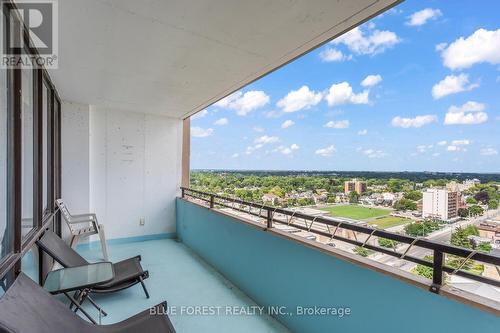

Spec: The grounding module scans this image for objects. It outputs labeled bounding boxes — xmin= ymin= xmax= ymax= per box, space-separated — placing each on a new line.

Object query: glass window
xmin=21 ymin=68 xmax=34 ymax=238
xmin=21 ymin=246 xmax=39 ymax=283
xmin=42 ymin=82 xmax=49 ymax=214
xmin=0 ymin=57 xmax=8 ymax=259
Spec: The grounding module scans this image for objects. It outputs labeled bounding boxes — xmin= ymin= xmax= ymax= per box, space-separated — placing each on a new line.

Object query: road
xmin=372 ymin=209 xmax=500 ymax=270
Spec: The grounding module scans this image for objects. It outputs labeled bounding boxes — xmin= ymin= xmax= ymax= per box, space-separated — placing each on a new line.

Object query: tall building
xmin=344 ymin=179 xmax=367 ymax=194
xmin=422 ymin=188 xmax=461 ymax=220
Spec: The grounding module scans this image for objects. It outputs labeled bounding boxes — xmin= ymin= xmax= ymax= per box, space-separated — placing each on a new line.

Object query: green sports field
xmin=320 ymin=205 xmax=390 ymax=220
xmin=368 ymin=216 xmax=412 ymax=229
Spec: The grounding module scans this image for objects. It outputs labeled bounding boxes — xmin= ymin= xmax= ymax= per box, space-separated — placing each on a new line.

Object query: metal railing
xmin=181 ymin=187 xmax=500 ymax=293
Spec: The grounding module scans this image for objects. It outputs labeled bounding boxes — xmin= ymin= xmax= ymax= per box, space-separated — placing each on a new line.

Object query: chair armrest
xmin=71 ymin=213 xmax=97 ymax=219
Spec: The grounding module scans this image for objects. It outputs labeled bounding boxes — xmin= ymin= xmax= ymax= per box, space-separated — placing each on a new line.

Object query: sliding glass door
xmin=0 ymin=1 xmax=62 ymax=289
xmin=0 ymin=53 xmax=9 ymax=263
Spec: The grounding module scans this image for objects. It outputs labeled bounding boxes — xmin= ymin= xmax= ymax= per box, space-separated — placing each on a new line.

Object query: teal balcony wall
xmin=176 ymin=198 xmax=499 ymax=333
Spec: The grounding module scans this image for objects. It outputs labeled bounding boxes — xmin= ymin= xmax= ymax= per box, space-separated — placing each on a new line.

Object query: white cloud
xmin=254 ymin=135 xmax=279 ymax=144
xmin=447 ymin=140 xmax=470 ymax=152
xmin=263 ymin=110 xmax=282 ymax=118
xmin=480 ymin=148 xmax=498 ymax=156
xmin=245 ymin=144 xmax=264 ymax=155
xmin=406 ymin=8 xmax=442 ymax=26
xmin=332 ymin=26 xmax=400 ymax=56
xmin=362 ymin=149 xmax=387 ymax=159
xmin=416 ymin=144 xmax=433 ymax=153
xmin=324 ymin=120 xmax=350 ymax=129
xmin=277 ymin=86 xmax=322 ymax=113
xmin=451 ymin=139 xmax=471 ymax=146
xmin=253 ymin=126 xmax=264 ymax=132
xmin=435 ymin=43 xmax=447 ymax=51
xmin=191 ymin=126 xmax=214 ymax=138
xmin=437 ymin=140 xmax=447 ymax=146
xmin=214 ymin=117 xmax=228 ymax=126
xmin=325 ymin=82 xmax=369 ymax=106
xmin=431 ymin=73 xmax=479 ymax=99
xmin=319 ymin=48 xmax=351 ymax=62
xmin=214 ymin=90 xmax=270 ymax=116
xmin=281 ymin=120 xmax=295 ymax=129
xmin=315 ymin=145 xmax=336 ymax=157
xmin=433 ymin=153 xmax=441 ymax=157
xmin=361 ymin=74 xmax=382 ymax=87
xmin=444 ymin=101 xmax=488 ymax=125
xmin=231 ymin=153 xmax=239 ymax=158
xmin=391 ymin=115 xmax=438 ymax=128
xmin=440 ymin=28 xmax=500 ymax=70
xmin=191 ymin=109 xmax=208 ymax=119
xmin=277 ymin=144 xmax=300 ymax=155
xmin=358 ymin=129 xmax=368 ymax=135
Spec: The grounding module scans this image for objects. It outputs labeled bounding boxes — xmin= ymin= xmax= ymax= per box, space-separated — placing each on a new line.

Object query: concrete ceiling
xmin=49 ymin=0 xmax=401 ymax=119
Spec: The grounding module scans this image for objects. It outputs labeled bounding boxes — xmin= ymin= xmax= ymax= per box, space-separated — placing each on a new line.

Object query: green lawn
xmin=368 ymin=216 xmax=412 ymax=229
xmin=320 ymin=205 xmax=390 ymax=220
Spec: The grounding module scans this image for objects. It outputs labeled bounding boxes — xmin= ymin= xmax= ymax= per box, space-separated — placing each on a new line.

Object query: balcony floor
xmin=75 ymin=238 xmax=290 ymax=333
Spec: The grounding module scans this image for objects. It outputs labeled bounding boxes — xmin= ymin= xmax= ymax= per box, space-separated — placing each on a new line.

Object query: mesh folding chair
xmin=0 ymin=273 xmax=175 ymax=333
xmin=37 ymin=230 xmax=150 ymax=299
xmin=56 ymin=199 xmax=109 ymax=261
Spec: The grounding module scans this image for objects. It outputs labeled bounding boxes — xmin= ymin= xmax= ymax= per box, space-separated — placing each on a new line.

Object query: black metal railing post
xmin=181 ymin=188 xmax=185 ymax=198
xmin=266 ymin=208 xmax=273 ymax=229
xmin=430 ymin=250 xmax=444 ymax=293
xmin=210 ymin=194 xmax=215 ymax=208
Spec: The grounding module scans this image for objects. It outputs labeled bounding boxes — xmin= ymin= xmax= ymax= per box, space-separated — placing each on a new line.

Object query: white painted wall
xmin=61 ymin=102 xmax=182 ymax=242
xmin=61 ymin=101 xmax=91 ymax=240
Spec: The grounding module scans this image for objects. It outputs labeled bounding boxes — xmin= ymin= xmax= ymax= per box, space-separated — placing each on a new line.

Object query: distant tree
xmin=457 ymin=208 xmax=469 ymax=218
xmin=393 ymin=198 xmax=417 ymax=211
xmin=378 ymin=238 xmax=399 ymax=248
xmin=488 ymin=200 xmax=498 ymax=210
xmin=413 ymin=264 xmax=433 ymax=279
xmin=403 ymin=191 xmax=422 ymax=201
xmin=451 ymin=227 xmax=474 ymax=249
xmin=466 ymin=197 xmax=477 ymax=205
xmin=353 ymin=246 xmax=372 ymax=257
xmin=469 ymin=205 xmax=484 ymax=217
xmin=404 ymin=220 xmax=442 ymax=237
xmin=474 ymin=191 xmax=490 ymax=205
xmin=477 ymin=242 xmax=492 ymax=253
xmin=348 ymin=191 xmax=359 ymax=204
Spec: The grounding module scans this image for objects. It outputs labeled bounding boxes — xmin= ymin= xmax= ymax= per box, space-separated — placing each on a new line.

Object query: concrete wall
xmin=176 ymin=199 xmax=500 ymax=333
xmin=61 ymin=101 xmax=182 ymax=241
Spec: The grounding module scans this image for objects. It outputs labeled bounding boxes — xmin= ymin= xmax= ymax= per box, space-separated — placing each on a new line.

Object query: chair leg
xmin=86 ymin=295 xmax=108 ymax=317
xmin=69 ymin=290 xmax=81 ymax=310
xmin=69 ymin=234 xmax=79 ymax=249
xmin=97 ymin=224 xmax=109 ymax=261
xmin=139 ymin=276 xmax=150 ymax=299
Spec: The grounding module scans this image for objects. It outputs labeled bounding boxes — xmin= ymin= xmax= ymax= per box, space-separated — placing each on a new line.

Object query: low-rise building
xmin=477 ymin=220 xmax=500 ymax=248
xmin=446 ymin=179 xmax=481 ymax=192
xmin=262 ymin=193 xmax=280 ymax=205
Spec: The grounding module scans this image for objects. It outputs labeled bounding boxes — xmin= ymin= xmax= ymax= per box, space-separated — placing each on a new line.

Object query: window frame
xmin=0 ymin=0 xmax=62 ymax=287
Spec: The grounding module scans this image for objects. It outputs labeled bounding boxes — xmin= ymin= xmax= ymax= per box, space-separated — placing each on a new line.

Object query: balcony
xmin=1 ymin=0 xmax=499 ymax=332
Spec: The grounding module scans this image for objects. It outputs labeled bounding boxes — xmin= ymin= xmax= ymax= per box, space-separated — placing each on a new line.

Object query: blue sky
xmin=191 ymin=0 xmax=500 ymax=173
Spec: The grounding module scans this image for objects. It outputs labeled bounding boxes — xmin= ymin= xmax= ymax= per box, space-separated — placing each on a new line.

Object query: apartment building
xmin=422 ymin=188 xmax=461 ymax=220
xmin=344 ymin=179 xmax=367 ymax=195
